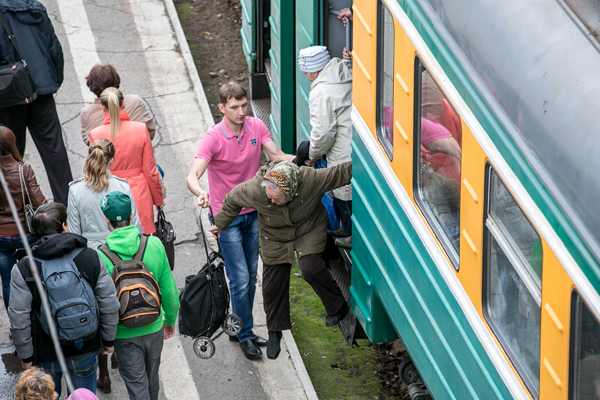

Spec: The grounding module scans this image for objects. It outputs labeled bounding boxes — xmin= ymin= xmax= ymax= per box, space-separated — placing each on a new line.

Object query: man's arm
xmin=8 ymin=265 xmax=34 ymax=364
xmin=263 ymin=141 xmax=295 ymax=162
xmin=94 ymin=256 xmax=120 ymax=349
xmin=186 ymin=158 xmax=210 ymax=207
xmin=308 ymin=94 xmax=337 ymax=161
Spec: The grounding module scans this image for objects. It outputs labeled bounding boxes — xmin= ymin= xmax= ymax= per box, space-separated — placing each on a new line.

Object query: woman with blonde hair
xmin=67 ymin=138 xmax=142 ymax=249
xmin=0 ymin=126 xmax=46 ymax=311
xmin=15 ymin=367 xmax=57 ymax=400
xmin=89 ymin=88 xmax=163 ymax=234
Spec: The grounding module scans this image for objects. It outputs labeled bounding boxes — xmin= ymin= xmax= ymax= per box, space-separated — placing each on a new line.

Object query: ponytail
xmin=99 ymin=87 xmax=124 ymax=139
xmin=84 ymin=138 xmax=115 ymax=192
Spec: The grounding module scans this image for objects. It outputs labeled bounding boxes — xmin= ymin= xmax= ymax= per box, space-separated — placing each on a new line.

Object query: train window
xmin=484 ymin=167 xmax=542 ymax=398
xmin=414 ymin=62 xmax=462 ymax=268
xmin=376 ymin=0 xmax=394 ymax=160
xmin=569 ymin=291 xmax=600 ymax=400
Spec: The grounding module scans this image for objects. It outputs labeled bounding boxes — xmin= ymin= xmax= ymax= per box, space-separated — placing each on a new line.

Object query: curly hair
xmin=15 ymin=367 xmax=57 ymax=400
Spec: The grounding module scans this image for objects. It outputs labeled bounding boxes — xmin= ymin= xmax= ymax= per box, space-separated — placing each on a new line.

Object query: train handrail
xmin=329 ymin=10 xmax=350 ymax=53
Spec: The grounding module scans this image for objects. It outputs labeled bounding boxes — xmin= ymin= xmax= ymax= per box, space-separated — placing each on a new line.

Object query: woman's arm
xmin=25 ymin=164 xmax=47 ymax=209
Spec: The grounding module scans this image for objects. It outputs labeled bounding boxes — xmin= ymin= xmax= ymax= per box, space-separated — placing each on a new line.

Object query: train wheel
xmin=193 ymin=336 xmax=215 ymax=359
xmin=223 ymin=314 xmax=243 ymax=337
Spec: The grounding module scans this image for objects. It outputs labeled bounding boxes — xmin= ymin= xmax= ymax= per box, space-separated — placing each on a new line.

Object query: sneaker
xmin=335 ymin=236 xmax=352 ymax=249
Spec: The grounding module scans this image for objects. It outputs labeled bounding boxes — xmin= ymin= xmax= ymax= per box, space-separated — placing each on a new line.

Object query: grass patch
xmin=289 ymin=266 xmax=392 ymax=399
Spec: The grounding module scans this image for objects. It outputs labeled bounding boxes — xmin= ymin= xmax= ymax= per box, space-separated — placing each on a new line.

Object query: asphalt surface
xmin=0 ymin=0 xmax=316 ymax=398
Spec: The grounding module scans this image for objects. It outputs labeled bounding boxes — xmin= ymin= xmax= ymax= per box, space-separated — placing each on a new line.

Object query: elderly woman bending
xmin=210 ymin=160 xmax=351 ymax=359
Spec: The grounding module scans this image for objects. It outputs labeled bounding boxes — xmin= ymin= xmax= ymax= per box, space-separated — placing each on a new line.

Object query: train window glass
xmin=376 ymin=0 xmax=394 ymax=159
xmin=484 ymin=168 xmax=542 ymax=398
xmin=569 ymin=291 xmax=600 ymax=400
xmin=414 ymin=64 xmax=462 ymax=267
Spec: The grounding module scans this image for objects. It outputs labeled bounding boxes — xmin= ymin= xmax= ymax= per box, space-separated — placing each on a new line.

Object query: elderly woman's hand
xmin=208 ymin=225 xmax=221 ymax=239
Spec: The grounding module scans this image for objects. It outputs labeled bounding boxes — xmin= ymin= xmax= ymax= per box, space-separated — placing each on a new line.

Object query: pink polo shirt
xmin=196 ymin=116 xmax=272 ymax=215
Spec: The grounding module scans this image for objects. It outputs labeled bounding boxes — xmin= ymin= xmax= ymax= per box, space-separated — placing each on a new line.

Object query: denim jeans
xmin=38 ymin=355 xmax=98 ymax=398
xmin=0 ymin=233 xmax=36 ymax=310
xmin=215 ymin=211 xmax=259 ymax=342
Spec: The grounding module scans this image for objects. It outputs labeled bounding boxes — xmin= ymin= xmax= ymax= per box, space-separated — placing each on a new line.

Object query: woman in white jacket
xmin=67 ymin=138 xmax=143 ymax=249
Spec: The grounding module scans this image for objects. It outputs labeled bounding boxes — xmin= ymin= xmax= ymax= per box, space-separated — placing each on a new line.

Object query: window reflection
xmin=416 ymin=67 xmax=462 ymax=258
xmin=377 ymin=1 xmax=394 ymax=158
xmin=485 ymin=168 xmax=542 ymax=398
xmin=571 ymin=293 xmax=600 ymax=400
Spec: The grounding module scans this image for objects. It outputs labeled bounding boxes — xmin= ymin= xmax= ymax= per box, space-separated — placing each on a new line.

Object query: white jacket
xmin=308 ymin=58 xmax=353 ymax=201
xmin=67 ymin=175 xmax=143 ymax=249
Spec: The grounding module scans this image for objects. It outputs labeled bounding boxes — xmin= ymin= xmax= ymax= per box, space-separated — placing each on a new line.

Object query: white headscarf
xmin=298 ymin=46 xmax=330 ymax=73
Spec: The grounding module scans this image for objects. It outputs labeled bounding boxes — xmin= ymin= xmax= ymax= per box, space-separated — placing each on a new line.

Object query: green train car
xmin=241 ymin=0 xmax=600 ymax=398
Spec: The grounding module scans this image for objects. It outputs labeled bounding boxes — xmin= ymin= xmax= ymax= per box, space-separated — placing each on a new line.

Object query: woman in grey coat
xmin=67 ymin=138 xmax=142 ymax=393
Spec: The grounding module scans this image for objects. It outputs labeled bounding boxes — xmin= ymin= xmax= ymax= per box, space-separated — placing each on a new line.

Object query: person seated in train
xmin=80 ymin=64 xmax=155 ymax=146
xmin=421 ymin=117 xmax=461 ymax=190
xmin=208 ymin=160 xmax=352 ymax=361
xmin=297 ymin=45 xmax=354 ymax=249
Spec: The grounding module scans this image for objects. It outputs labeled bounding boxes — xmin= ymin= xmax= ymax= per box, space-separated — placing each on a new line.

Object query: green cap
xmin=100 ymin=191 xmax=131 ymax=222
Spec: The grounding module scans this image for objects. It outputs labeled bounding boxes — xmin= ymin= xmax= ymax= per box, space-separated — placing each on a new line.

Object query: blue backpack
xmin=30 ymin=248 xmax=99 ymax=349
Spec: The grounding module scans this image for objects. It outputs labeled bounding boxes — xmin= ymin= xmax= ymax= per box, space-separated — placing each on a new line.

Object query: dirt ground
xmin=174 ymin=0 xmax=252 ymax=123
xmin=174 ymin=1 xmax=411 ymax=398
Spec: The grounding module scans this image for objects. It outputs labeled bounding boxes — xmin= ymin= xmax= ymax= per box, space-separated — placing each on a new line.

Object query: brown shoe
xmin=97 ymin=375 xmax=111 ymax=394
xmin=111 ymin=352 xmax=118 ymax=369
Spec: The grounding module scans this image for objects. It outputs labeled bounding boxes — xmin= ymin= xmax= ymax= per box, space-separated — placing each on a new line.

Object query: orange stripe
xmin=121 ymin=311 xmax=159 ymax=320
xmin=118 ymin=284 xmax=160 ymax=305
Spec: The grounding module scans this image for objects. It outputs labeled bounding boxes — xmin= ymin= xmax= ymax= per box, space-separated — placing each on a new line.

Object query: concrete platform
xmin=0 ymin=0 xmax=317 ymax=398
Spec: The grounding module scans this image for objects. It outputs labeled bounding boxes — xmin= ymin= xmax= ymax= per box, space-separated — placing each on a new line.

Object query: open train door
xmin=295 ymin=0 xmax=319 ymax=146
xmin=268 ymin=0 xmax=295 ymax=153
xmin=240 ymin=0 xmax=256 ymax=72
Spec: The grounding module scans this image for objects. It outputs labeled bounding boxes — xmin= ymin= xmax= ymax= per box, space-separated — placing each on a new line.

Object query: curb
xmin=162 ymin=1 xmax=318 ymax=399
xmin=163 ymin=0 xmax=215 ymax=128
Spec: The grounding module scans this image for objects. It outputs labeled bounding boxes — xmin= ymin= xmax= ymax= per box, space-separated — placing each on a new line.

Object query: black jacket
xmin=9 ymin=233 xmax=120 ymax=364
xmin=0 ymin=0 xmax=64 ymax=95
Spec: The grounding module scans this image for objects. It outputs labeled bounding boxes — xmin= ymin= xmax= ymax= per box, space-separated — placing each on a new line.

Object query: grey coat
xmin=67 ymin=175 xmax=143 ymax=249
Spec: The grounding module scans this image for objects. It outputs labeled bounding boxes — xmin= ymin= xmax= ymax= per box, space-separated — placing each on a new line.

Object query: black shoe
xmin=325 ymin=303 xmax=349 ymax=328
xmin=240 ymin=339 xmax=262 ymax=360
xmin=229 ymin=334 xmax=268 ymax=347
xmin=267 ymin=331 xmax=282 ymax=360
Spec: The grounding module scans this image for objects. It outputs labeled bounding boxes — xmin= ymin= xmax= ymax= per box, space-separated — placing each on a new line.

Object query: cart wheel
xmin=193 ymin=336 xmax=215 ymax=359
xmin=223 ymin=314 xmax=243 ymax=337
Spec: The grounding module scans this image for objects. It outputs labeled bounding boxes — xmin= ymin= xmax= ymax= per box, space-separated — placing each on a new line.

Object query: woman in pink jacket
xmin=89 ymin=87 xmax=163 ymax=234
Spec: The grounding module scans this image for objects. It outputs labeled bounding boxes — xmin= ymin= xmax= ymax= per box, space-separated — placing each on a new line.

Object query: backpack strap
xmin=98 ymin=243 xmax=124 ymax=267
xmin=133 ymin=234 xmax=149 ymax=262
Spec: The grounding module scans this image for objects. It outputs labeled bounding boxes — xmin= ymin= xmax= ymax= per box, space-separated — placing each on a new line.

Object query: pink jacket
xmin=90 ymin=111 xmax=163 ymax=234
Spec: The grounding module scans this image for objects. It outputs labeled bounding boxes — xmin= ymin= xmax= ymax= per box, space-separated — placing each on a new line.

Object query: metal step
xmin=250 ymin=98 xmax=272 ymax=133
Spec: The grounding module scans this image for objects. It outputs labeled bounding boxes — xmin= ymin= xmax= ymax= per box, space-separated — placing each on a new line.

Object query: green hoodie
xmin=97 ymin=225 xmax=180 ymax=339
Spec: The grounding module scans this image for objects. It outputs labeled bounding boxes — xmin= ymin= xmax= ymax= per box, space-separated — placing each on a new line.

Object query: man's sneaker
xmin=325 ymin=303 xmax=349 ymax=327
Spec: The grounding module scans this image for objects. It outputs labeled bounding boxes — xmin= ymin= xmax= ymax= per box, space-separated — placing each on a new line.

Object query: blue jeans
xmin=38 ymin=356 xmax=98 ymax=398
xmin=333 ymin=199 xmax=352 ymax=236
xmin=0 ymin=233 xmax=36 ymax=310
xmin=214 ymin=211 xmax=259 ymax=342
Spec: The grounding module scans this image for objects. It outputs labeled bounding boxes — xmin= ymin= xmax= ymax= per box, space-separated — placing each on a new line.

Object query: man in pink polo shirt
xmin=186 ymin=83 xmax=294 ymax=360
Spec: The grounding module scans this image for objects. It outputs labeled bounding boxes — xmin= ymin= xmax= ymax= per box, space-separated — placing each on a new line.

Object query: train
xmin=240 ymin=0 xmax=600 ymax=398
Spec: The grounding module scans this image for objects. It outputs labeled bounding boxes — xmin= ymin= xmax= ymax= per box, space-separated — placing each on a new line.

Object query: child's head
xmin=15 ymin=367 xmax=57 ymax=400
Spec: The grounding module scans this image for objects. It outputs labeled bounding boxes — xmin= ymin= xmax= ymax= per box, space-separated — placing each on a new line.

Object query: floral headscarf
xmin=263 ymin=161 xmax=300 ymax=202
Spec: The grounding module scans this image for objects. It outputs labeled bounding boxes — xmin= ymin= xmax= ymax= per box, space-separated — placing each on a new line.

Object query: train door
xmin=240 ymin=0 xmax=256 ymax=73
xmin=268 ymin=0 xmax=295 ymax=153
xmin=295 ymin=0 xmax=320 ymax=145
xmin=295 ymin=0 xmax=353 ymax=147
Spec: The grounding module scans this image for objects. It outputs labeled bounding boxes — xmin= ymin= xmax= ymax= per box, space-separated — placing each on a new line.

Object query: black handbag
xmin=0 ymin=11 xmax=37 ymax=108
xmin=154 ymin=209 xmax=175 ymax=270
xmin=18 ymin=162 xmax=35 ymax=232
xmin=178 ymin=208 xmax=230 ymax=338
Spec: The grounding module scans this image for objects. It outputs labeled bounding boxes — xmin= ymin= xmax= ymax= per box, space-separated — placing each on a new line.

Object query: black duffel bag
xmin=155 ymin=209 xmax=175 ymax=270
xmin=0 ymin=12 xmax=37 ymax=108
xmin=178 ymin=208 xmax=230 ymax=338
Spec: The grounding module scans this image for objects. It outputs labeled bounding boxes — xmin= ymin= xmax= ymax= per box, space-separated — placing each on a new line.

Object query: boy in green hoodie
xmin=97 ymin=191 xmax=179 ymax=400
